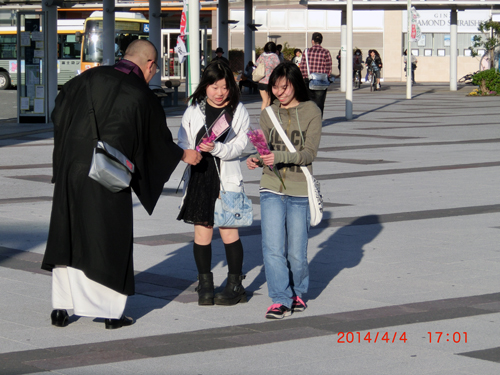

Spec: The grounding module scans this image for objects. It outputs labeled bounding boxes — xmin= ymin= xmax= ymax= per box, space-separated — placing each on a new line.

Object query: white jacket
xmin=177 ymin=102 xmax=250 ymax=202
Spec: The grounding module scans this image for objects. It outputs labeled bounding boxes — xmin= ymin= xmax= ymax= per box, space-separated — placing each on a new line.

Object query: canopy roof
xmin=2 ymin=0 xmax=500 ymax=10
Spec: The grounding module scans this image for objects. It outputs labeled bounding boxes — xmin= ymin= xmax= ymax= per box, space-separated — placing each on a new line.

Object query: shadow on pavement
xmin=307 ymin=214 xmax=383 ymax=301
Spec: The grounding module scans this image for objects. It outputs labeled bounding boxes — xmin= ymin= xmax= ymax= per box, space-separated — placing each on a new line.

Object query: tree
xmin=469 ymin=20 xmax=500 ymax=65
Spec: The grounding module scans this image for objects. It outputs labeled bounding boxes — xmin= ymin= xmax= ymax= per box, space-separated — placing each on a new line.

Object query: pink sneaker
xmin=265 ymin=303 xmax=292 ymax=319
xmin=292 ymin=296 xmax=307 ymax=312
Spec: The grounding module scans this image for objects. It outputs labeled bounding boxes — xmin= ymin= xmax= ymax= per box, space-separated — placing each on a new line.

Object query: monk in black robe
xmin=42 ymin=40 xmax=201 ymax=329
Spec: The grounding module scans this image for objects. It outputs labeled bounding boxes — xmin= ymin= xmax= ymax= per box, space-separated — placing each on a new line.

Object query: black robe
xmin=42 ymin=65 xmax=184 ymax=295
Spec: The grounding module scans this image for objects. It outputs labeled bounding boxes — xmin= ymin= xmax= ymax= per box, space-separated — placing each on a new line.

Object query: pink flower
xmin=196 ymin=133 xmax=217 ymax=152
xmin=247 ymin=129 xmax=286 ymax=190
xmin=247 ymin=129 xmax=271 ymax=155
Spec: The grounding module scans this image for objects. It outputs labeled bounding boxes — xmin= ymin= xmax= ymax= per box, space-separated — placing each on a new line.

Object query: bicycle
xmin=458 ymin=71 xmax=478 ymax=84
xmin=367 ymin=69 xmax=376 ymax=92
xmin=354 ymin=69 xmax=362 ymax=89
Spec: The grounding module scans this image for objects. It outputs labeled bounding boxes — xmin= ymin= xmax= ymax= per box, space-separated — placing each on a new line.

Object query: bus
xmin=0 ymin=19 xmax=84 ymax=90
xmin=79 ymin=12 xmax=212 ymax=81
xmin=80 ymin=11 xmax=149 ymax=73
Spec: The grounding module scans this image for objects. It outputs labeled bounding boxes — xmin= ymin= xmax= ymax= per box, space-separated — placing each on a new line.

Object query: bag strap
xmin=202 ymin=108 xmax=234 ymax=194
xmin=304 ymin=48 xmax=311 ymax=77
xmin=84 ymin=73 xmax=100 ymax=145
xmin=265 ymin=107 xmax=313 ymax=179
xmin=203 ymin=121 xmax=225 ymax=194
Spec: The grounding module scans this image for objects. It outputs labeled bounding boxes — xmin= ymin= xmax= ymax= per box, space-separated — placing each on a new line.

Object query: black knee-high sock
xmin=224 ymin=239 xmax=244 ymax=275
xmin=193 ymin=243 xmax=212 ymax=274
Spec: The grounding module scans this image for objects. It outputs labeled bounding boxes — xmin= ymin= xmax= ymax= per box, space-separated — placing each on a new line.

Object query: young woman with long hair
xmin=246 ymin=62 xmax=322 ymax=319
xmin=177 ymin=61 xmax=250 ymax=306
xmin=255 ymin=41 xmax=281 ymax=111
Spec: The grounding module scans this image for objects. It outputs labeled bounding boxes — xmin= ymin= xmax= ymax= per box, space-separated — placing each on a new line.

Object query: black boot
xmin=214 ymin=274 xmax=247 ymax=305
xmin=196 ymin=273 xmax=214 ymax=305
xmin=51 ymin=309 xmax=69 ymax=327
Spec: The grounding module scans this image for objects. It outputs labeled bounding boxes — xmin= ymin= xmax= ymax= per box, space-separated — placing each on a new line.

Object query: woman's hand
xmin=260 ymin=153 xmax=275 ymax=167
xmin=198 ymin=141 xmax=215 ymax=152
xmin=246 ymin=157 xmax=260 ymax=170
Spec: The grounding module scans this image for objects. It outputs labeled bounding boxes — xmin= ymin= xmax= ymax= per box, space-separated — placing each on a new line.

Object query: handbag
xmin=202 ymin=121 xmax=253 ymax=228
xmin=265 ymin=107 xmax=323 ymax=226
xmin=252 ymin=61 xmax=265 ymax=82
xmin=85 ymin=78 xmax=135 ymax=193
xmin=89 ymin=141 xmax=134 ymax=193
xmin=304 ymin=49 xmax=330 ymax=91
xmin=214 ymin=190 xmax=253 ymax=228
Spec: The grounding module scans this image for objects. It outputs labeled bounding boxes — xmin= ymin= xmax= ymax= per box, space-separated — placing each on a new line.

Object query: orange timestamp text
xmin=337 ymin=331 xmax=407 ymax=343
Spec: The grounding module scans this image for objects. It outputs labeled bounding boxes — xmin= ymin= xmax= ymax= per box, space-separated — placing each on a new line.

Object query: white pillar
xmin=252 ymin=6 xmax=257 ymax=63
xmin=345 ymin=0 xmax=353 ymax=120
xmin=450 ymin=9 xmax=458 ymax=91
xmin=244 ymin=0 xmax=253 ymax=69
xmin=102 ymin=0 xmax=115 ymax=66
xmin=406 ymin=0 xmax=412 ymax=99
xmin=218 ymin=0 xmax=229 ymax=60
xmin=149 ymin=0 xmax=161 ymax=88
xmin=340 ymin=10 xmax=347 ymax=93
xmin=188 ymin=0 xmax=200 ymax=96
xmin=42 ymin=2 xmax=57 ymax=118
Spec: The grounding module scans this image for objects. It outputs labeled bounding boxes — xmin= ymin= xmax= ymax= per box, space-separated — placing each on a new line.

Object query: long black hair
xmin=267 ymin=62 xmax=310 ymax=104
xmin=188 ymin=61 xmax=240 ymax=112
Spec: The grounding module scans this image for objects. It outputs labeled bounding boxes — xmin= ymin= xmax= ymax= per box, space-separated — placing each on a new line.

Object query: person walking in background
xmin=365 ymin=49 xmax=383 ymax=90
xmin=246 ymin=62 xmax=322 ymax=319
xmin=336 ymin=49 xmax=341 ymax=76
xmin=42 ymin=40 xmax=201 ymax=330
xmin=300 ymin=32 xmax=333 ymax=118
xmin=276 ymin=44 xmax=285 ymax=63
xmin=403 ymin=49 xmax=417 ymax=85
xmin=239 ymin=61 xmax=258 ymax=94
xmin=211 ymin=47 xmax=230 ymax=66
xmin=292 ymin=49 xmax=302 ymax=67
xmin=177 ymin=62 xmax=250 ymax=306
xmin=255 ymin=41 xmax=281 ymax=111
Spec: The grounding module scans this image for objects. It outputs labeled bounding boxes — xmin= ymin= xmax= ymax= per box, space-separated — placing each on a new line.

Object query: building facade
xmin=227 ymin=6 xmax=495 ymax=82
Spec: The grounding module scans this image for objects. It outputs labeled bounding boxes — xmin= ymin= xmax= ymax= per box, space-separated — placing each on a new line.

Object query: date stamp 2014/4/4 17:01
xmin=337 ymin=332 xmax=468 ymax=344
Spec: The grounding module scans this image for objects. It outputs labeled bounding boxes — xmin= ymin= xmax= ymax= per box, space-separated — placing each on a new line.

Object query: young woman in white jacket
xmin=177 ymin=61 xmax=250 ymax=306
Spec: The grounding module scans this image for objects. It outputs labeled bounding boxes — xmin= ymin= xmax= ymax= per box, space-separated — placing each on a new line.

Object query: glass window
xmin=269 ymin=10 xmax=286 ymax=29
xmin=229 ymin=10 xmax=244 ymax=30
xmin=58 ymin=34 xmax=81 ymax=59
xmin=0 ymin=34 xmax=17 ymax=59
xmin=289 ymin=10 xmax=306 ymax=29
xmin=326 ymin=10 xmax=341 ymax=30
xmin=255 ymin=10 xmax=267 ymax=30
xmin=308 ymin=10 xmax=326 ymax=29
xmin=403 ymin=32 xmax=483 ymax=57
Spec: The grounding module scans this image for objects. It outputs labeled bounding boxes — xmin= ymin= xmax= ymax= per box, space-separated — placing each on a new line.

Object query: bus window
xmin=80 ymin=13 xmax=149 ymax=72
xmin=58 ymin=34 xmax=81 ymax=59
xmin=0 ymin=34 xmax=16 ymax=59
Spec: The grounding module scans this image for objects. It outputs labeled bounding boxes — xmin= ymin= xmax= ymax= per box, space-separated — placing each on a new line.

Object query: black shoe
xmin=104 ymin=315 xmax=134 ymax=329
xmin=196 ymin=273 xmax=214 ymax=305
xmin=51 ymin=309 xmax=69 ymax=327
xmin=214 ymin=274 xmax=248 ymax=306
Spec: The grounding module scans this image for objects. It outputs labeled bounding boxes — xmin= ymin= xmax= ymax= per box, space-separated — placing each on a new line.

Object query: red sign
xmin=411 ymin=24 xmax=417 ymax=39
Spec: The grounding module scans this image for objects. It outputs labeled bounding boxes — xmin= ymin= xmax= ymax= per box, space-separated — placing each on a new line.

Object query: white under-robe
xmin=52 ymin=266 xmax=127 ymax=319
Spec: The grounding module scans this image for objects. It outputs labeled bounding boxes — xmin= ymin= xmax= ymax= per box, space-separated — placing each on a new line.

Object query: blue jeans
xmin=260 ymin=191 xmax=310 ymax=308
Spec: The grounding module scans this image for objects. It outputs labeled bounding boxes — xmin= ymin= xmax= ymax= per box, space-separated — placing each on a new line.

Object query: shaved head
xmin=123 ymin=39 xmax=159 ymax=83
xmin=124 ymin=39 xmax=158 ymax=66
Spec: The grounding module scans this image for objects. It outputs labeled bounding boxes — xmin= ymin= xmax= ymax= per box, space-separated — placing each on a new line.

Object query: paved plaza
xmin=0 ymin=82 xmax=499 ymax=374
